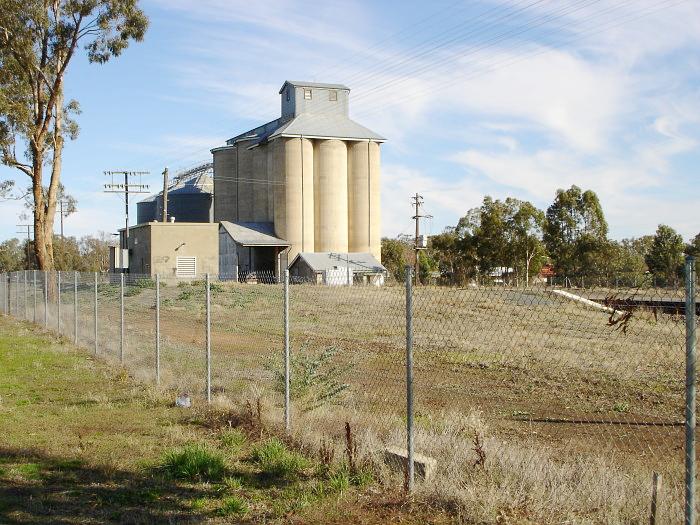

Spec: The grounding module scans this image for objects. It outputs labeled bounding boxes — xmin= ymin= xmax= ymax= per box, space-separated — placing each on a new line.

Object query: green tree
xmin=506 ymin=198 xmax=546 ymax=286
xmin=543 ymin=185 xmax=608 ymax=280
xmin=381 ymin=238 xmax=410 ymax=282
xmin=428 ymin=228 xmax=477 ymax=285
xmin=645 ymin=224 xmax=685 ymax=286
xmin=686 ymin=233 xmax=700 ymax=258
xmin=79 ymin=233 xmax=110 ymax=271
xmin=0 ymin=238 xmax=25 ymax=271
xmin=0 ymin=0 xmax=147 ymax=271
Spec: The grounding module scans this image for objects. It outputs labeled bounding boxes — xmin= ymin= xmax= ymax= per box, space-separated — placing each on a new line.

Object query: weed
xmin=327 ymin=468 xmax=350 ymax=493
xmin=177 ymin=290 xmax=193 ymax=301
xmin=190 ymin=497 xmax=208 ymax=510
xmin=219 ymin=428 xmax=246 ymax=452
xmin=133 ymin=278 xmax=156 ymax=289
xmin=221 ymin=476 xmax=244 ymax=490
xmin=613 ymin=401 xmax=630 ymax=413
xmin=217 ymin=495 xmax=248 ymax=517
xmin=250 ymin=438 xmax=309 ymax=478
xmin=266 ymin=345 xmax=351 ymax=412
xmin=161 ymin=444 xmax=226 ymax=481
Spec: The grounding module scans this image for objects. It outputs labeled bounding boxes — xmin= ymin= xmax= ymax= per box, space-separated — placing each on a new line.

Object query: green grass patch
xmin=217 ymin=495 xmax=249 ymax=517
xmin=250 ymin=438 xmax=309 ymax=478
xmin=161 ymin=444 xmax=226 ymax=481
xmin=219 ymin=428 xmax=246 ymax=453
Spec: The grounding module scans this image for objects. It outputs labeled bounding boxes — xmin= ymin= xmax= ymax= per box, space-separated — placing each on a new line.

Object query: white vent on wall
xmin=176 ymin=256 xmax=196 ymax=277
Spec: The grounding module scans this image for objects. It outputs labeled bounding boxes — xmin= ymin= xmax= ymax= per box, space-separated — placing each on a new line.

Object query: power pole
xmin=16 ymin=224 xmax=33 ymax=269
xmin=58 ymin=198 xmax=72 ymax=239
xmin=104 ymin=170 xmax=150 ymax=273
xmin=411 ymin=193 xmax=432 ymax=286
xmin=161 ymin=167 xmax=169 ymax=223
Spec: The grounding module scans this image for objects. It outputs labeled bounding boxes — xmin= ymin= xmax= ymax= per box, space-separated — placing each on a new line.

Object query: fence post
xmin=94 ymin=273 xmax=98 ymax=355
xmin=73 ymin=272 xmax=78 ymax=344
xmin=205 ymin=274 xmax=211 ymax=403
xmin=44 ymin=271 xmax=48 ymax=328
xmin=57 ymin=271 xmax=62 ymax=334
xmin=685 ymin=255 xmax=697 ymax=525
xmin=120 ymin=273 xmax=124 ymax=364
xmin=15 ymin=273 xmax=19 ymax=316
xmin=33 ymin=270 xmax=37 ymax=323
xmin=24 ymin=270 xmax=28 ymax=319
xmin=284 ymin=268 xmax=290 ymax=432
xmin=155 ymin=273 xmax=160 ymax=385
xmin=405 ymin=265 xmax=415 ymax=492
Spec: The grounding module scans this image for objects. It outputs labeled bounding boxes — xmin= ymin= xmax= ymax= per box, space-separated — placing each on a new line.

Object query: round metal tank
xmin=315 ymin=139 xmax=348 ymax=253
xmin=369 ymin=141 xmax=381 ymax=261
xmin=347 ymin=141 xmax=370 ymax=253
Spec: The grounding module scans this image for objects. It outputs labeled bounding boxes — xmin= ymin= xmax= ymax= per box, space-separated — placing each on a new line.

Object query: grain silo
xmin=212 ymin=81 xmax=385 ymax=277
xmin=137 ymin=163 xmax=213 ymax=224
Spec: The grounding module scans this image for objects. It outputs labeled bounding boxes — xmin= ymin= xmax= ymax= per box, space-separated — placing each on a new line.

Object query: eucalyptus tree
xmin=544 ymin=185 xmax=608 ymax=280
xmin=0 ymin=0 xmax=147 ymax=270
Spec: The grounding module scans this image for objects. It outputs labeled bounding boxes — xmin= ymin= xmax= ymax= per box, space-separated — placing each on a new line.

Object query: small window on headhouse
xmin=329 ymin=90 xmax=337 ymax=101
xmin=286 ymin=88 xmax=290 ymax=102
xmin=304 ymin=88 xmax=312 ymax=100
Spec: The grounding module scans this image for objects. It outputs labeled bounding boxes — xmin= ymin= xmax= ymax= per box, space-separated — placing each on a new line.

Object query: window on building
xmin=286 ymin=88 xmax=290 ymax=102
xmin=304 ymin=88 xmax=312 ymax=100
xmin=329 ymin=90 xmax=337 ymax=101
xmin=176 ymin=256 xmax=197 ymax=278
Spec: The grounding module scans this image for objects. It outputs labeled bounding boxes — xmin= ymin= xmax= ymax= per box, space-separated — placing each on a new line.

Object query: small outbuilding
xmin=218 ymin=221 xmax=290 ymax=281
xmin=288 ymin=252 xmax=386 ymax=286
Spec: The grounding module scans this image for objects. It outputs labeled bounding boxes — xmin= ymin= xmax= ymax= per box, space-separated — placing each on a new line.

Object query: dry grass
xmin=14 ymin=278 xmax=691 ymax=523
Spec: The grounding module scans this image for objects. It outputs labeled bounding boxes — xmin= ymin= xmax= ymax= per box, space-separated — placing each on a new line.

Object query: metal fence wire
xmin=0 ymin=259 xmax=698 ymax=524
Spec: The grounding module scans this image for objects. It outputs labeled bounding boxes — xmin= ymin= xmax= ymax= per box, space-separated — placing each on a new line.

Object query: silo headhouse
xmin=212 ymin=81 xmax=385 ymax=278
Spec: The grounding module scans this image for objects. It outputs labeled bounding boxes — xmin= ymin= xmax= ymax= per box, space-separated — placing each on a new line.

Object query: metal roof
xmin=290 ymin=252 xmax=386 ymax=273
xmin=219 ymin=221 xmax=290 ymax=247
xmin=140 ymin=163 xmax=213 ymax=203
xmin=269 ymin=113 xmax=385 ymax=142
xmin=279 ymin=80 xmax=350 ymax=93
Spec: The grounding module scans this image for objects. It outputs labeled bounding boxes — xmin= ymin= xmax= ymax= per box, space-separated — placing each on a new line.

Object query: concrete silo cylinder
xmin=315 ymin=139 xmax=348 ymax=253
xmin=347 ymin=141 xmax=370 ymax=253
xmin=369 ymin=141 xmax=381 ymax=261
xmin=281 ymin=137 xmax=315 ymax=262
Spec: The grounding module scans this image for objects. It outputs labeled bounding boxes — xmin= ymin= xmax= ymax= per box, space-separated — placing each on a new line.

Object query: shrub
xmin=218 ymin=495 xmax=248 ymax=517
xmin=161 ymin=444 xmax=226 ymax=481
xmin=250 ymin=438 xmax=309 ymax=478
xmin=266 ymin=345 xmax=351 ymax=412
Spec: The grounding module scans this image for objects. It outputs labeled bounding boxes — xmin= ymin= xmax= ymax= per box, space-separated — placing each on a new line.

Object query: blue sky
xmin=1 ymin=0 xmax=699 ymax=242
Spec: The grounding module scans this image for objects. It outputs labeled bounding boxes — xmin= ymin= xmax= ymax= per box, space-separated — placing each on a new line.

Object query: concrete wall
xmin=213 ymin=146 xmax=237 ymax=222
xmin=148 ymin=222 xmax=219 ymax=280
xmin=215 ymin=136 xmax=382 ymax=265
xmin=368 ymin=141 xmax=382 ymax=261
xmin=315 ymin=139 xmax=348 ymax=253
xmin=126 ymin=225 xmax=151 ymax=275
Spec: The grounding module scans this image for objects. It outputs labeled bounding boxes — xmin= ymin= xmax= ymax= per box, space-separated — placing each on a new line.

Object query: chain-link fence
xmin=1 ymin=260 xmax=698 ymax=523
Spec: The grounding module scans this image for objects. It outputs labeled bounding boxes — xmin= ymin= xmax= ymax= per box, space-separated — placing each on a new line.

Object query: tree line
xmin=382 ymin=185 xmax=699 ymax=288
xmin=0 ymin=233 xmax=111 ymax=273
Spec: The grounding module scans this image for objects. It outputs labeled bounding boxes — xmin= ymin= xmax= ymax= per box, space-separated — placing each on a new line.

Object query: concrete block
xmin=383 ymin=446 xmax=436 ymax=481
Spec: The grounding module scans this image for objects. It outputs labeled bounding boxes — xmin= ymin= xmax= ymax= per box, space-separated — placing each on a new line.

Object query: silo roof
xmin=269 ymin=113 xmax=385 ymax=142
xmin=139 ymin=164 xmax=213 ymax=203
xmin=279 ymin=80 xmax=350 ymax=93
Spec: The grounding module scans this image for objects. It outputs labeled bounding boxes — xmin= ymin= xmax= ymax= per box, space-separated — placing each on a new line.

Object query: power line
xmin=103 ymin=170 xmax=150 ymax=273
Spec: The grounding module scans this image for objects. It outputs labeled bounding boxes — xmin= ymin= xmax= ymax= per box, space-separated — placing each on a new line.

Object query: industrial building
xmin=212 ymin=80 xmax=385 ymax=277
xmin=112 ymin=80 xmax=386 ymax=283
xmin=137 ymin=163 xmax=213 ymax=224
xmin=289 ymin=252 xmax=386 ymax=285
